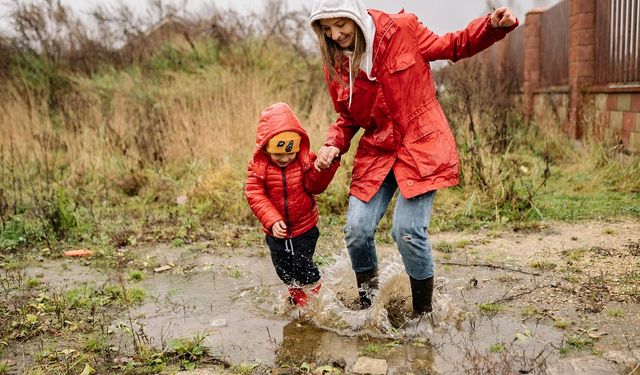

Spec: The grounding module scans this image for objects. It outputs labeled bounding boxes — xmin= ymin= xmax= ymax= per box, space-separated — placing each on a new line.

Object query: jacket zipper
xmin=281 ymin=167 xmax=290 ymax=239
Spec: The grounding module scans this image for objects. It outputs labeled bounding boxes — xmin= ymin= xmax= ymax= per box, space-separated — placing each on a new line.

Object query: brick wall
xmin=596 ymin=93 xmax=640 ymax=150
xmin=522 ymin=0 xmax=640 ymax=153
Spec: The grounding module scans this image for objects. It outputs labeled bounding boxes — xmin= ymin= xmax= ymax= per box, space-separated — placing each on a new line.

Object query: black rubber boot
xmin=410 ymin=276 xmax=434 ymax=316
xmin=355 ymin=269 xmax=379 ymax=309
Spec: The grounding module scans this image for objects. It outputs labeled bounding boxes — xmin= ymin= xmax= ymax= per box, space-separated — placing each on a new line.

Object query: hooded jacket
xmin=309 ymin=1 xmax=518 ymax=203
xmin=245 ymin=103 xmax=339 ymax=238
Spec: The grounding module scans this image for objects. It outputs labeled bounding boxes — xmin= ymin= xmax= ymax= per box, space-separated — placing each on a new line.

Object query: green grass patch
xmin=606 ymin=307 xmax=625 ymax=317
xmin=478 ymin=303 xmax=504 ymax=314
xmin=529 ymin=260 xmax=557 ymax=271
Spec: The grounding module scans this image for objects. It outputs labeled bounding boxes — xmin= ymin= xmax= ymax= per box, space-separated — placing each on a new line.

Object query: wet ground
xmin=13 ymin=219 xmax=640 ymax=374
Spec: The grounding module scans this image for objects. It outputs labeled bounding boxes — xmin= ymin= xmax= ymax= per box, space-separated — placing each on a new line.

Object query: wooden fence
xmin=539 ymin=0 xmax=570 ymax=87
xmin=596 ymin=0 xmax=640 ymax=85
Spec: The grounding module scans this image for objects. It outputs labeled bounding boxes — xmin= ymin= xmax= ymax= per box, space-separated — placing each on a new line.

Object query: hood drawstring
xmin=348 ymin=54 xmax=354 ymax=108
xmin=284 ymin=238 xmax=294 ymax=255
xmin=347 ymin=28 xmax=359 ymax=109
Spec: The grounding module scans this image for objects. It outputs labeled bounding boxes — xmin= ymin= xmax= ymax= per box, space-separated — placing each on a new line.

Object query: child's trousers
xmin=266 ymin=226 xmax=321 ymax=286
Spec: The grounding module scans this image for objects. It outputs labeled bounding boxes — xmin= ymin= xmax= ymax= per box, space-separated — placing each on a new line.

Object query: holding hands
xmin=314 ymin=146 xmax=340 ymax=171
xmin=490 ymin=7 xmax=517 ymax=28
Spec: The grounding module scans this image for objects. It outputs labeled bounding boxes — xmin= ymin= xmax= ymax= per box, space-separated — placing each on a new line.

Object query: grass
xmin=478 ymin=303 xmax=505 ymax=315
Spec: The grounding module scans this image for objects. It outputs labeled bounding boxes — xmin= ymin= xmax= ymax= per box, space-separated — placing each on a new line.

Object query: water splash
xmin=273 ymin=248 xmax=454 ymax=340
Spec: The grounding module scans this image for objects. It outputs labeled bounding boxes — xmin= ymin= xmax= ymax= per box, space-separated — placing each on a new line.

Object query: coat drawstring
xmin=284 ymin=238 xmax=294 ymax=255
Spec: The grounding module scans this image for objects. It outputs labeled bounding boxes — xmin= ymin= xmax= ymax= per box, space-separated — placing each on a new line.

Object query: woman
xmin=310 ymin=0 xmax=518 ymax=316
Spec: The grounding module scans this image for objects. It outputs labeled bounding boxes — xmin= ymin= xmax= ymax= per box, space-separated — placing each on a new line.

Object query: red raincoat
xmin=245 ymin=103 xmax=339 ymax=238
xmin=324 ymin=10 xmax=518 ymax=202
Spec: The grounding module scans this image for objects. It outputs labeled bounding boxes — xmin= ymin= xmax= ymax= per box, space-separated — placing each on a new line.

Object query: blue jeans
xmin=344 ymin=171 xmax=436 ymax=280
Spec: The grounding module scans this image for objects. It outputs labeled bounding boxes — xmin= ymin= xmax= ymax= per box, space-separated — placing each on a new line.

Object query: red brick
xmin=623 ymin=112 xmax=637 ymax=132
xmin=571 ymin=13 xmax=596 ymax=29
xmin=571 ymin=0 xmax=596 ymax=13
xmin=606 ymin=94 xmax=618 ymax=111
xmin=576 ymin=45 xmax=595 ymax=61
xmin=631 ymin=93 xmax=640 ymax=112
xmin=574 ymin=29 xmax=596 ymax=46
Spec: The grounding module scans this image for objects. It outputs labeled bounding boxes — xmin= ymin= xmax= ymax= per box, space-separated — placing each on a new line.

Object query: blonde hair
xmin=312 ymin=19 xmax=366 ymax=86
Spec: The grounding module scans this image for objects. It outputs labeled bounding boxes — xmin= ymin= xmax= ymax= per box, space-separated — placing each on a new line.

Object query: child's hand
xmin=272 ymin=220 xmax=287 ymax=239
xmin=315 ymin=146 xmax=340 ymax=171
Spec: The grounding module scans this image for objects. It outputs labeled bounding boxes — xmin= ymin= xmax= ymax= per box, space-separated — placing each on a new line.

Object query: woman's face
xmin=319 ymin=17 xmax=357 ymax=49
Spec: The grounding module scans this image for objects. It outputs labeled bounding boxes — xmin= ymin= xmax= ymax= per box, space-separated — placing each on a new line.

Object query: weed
xmin=434 ymin=241 xmax=455 ymax=253
xmin=360 ymin=340 xmax=399 ymax=356
xmin=84 ymin=333 xmax=109 ymax=353
xmin=554 ymin=319 xmax=569 ymax=329
xmin=129 ymin=270 xmax=144 ymax=281
xmin=478 ymin=303 xmax=504 ymax=315
xmin=529 ymin=260 xmax=557 ymax=271
xmin=313 ymin=253 xmax=336 ymax=268
xmin=226 ymin=266 xmax=242 ymax=279
xmin=564 ymin=248 xmax=587 ymax=261
xmin=521 ymin=306 xmax=539 ymax=318
xmin=563 ymin=335 xmax=593 ymax=351
xmin=26 ymin=278 xmax=42 ymax=288
xmin=455 ymin=239 xmax=473 ymax=248
xmin=489 ymin=343 xmax=506 ymax=353
xmin=230 ymin=363 xmax=260 ymax=374
xmin=606 ymin=307 xmax=625 ymax=317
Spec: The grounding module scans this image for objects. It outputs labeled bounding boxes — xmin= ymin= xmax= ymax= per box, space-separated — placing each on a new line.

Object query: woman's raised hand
xmin=490 ymin=7 xmax=517 ymax=28
xmin=314 ymin=146 xmax=340 ymax=171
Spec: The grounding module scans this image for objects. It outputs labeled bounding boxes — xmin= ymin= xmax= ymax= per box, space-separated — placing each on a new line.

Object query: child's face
xmin=270 ymin=152 xmax=297 ymax=168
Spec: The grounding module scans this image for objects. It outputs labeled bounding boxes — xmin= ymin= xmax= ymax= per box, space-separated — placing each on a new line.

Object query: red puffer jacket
xmin=245 ymin=103 xmax=339 ymax=238
xmin=324 ymin=10 xmax=518 ymax=202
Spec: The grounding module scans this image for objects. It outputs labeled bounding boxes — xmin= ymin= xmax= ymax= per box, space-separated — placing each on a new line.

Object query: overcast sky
xmin=1 ymin=0 xmax=561 ymax=35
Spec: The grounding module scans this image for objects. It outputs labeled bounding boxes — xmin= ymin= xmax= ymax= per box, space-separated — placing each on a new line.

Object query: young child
xmin=245 ymin=102 xmax=339 ymax=307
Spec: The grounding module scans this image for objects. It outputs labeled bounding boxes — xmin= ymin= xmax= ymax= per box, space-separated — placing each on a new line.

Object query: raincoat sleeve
xmin=304 ymin=153 xmax=340 ymax=194
xmin=413 ymin=13 xmax=518 ymax=63
xmin=245 ymin=162 xmax=283 ymax=232
xmin=323 ymin=68 xmax=361 ymax=155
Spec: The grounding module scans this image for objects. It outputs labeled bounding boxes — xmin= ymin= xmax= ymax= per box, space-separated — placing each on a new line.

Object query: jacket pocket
xmin=351 ymin=146 xmax=379 ymax=181
xmin=406 ymin=128 xmax=453 ymax=178
xmin=389 ymin=52 xmax=415 ymax=73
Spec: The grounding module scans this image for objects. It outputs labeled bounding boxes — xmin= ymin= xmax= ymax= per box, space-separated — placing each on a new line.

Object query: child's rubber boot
xmin=307 ymin=282 xmax=322 ymax=295
xmin=288 ymin=287 xmax=309 ymax=307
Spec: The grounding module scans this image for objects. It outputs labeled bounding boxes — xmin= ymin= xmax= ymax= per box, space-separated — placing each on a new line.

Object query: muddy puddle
xmin=110 ymin=245 xmax=567 ymax=374
xmin=15 ymin=220 xmax=640 ymax=374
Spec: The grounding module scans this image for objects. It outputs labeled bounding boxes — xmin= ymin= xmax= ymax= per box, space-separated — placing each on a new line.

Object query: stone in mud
xmin=351 ymin=357 xmax=388 ymax=375
xmin=546 ymin=357 xmax=619 ymax=375
xmin=602 ymin=350 xmax=640 ymax=373
xmin=272 ymin=368 xmax=295 ymax=375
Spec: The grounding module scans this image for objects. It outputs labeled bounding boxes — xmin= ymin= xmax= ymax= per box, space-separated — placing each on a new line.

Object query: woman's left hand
xmin=490 ymin=7 xmax=517 ymax=28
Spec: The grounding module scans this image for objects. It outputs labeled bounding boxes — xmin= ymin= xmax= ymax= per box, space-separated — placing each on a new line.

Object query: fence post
xmin=568 ymin=0 xmax=597 ymax=138
xmin=523 ymin=9 xmax=544 ymax=122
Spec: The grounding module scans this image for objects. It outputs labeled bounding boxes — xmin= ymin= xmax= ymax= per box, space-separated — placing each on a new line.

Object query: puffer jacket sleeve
xmin=324 ymin=69 xmax=361 ymax=154
xmin=413 ymin=13 xmax=518 ymax=63
xmin=303 ymin=153 xmax=340 ymax=195
xmin=245 ymin=163 xmax=283 ymax=233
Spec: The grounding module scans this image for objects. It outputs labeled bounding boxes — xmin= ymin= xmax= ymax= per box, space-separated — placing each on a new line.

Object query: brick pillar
xmin=523 ymin=9 xmax=543 ymax=122
xmin=568 ymin=0 xmax=597 ymax=138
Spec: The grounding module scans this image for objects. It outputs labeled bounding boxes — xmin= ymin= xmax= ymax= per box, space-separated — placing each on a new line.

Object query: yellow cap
xmin=266 ymin=131 xmax=301 ymax=154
